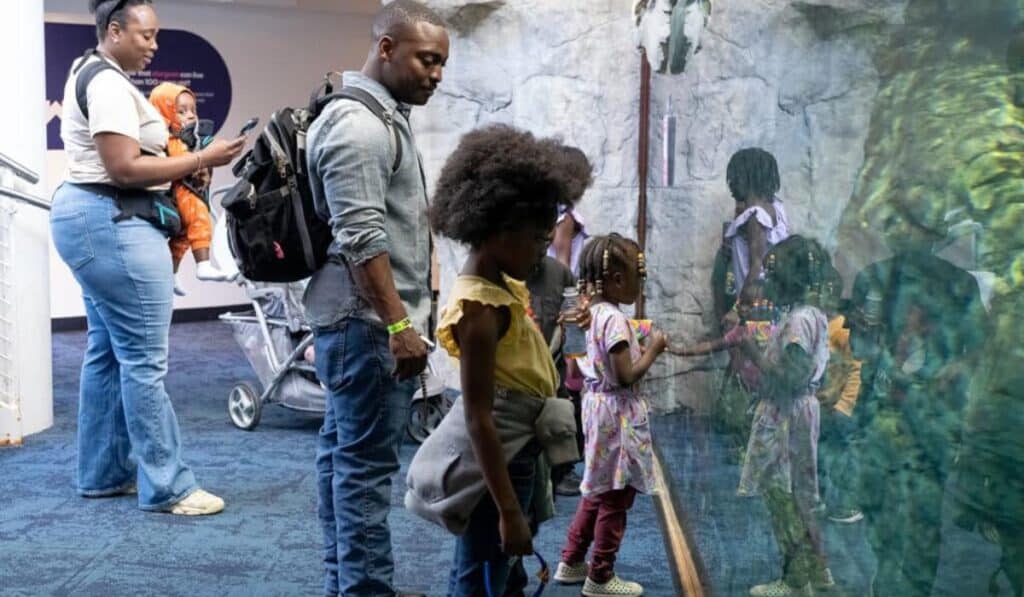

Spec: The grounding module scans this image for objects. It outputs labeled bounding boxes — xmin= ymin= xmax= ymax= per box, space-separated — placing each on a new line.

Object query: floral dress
xmin=576 ymin=302 xmax=657 ymax=496
xmin=738 ymin=305 xmax=829 ymax=502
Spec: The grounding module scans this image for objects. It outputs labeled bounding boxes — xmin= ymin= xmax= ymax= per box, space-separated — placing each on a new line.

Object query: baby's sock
xmin=173 ymin=274 xmax=187 ymax=297
xmin=196 ymin=260 xmax=231 ymax=282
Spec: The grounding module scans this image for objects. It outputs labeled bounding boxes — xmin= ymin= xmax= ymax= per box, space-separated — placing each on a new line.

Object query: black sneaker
xmin=555 ymin=471 xmax=583 ymax=496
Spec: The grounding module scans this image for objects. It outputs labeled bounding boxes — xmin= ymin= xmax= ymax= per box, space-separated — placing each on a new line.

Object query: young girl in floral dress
xmin=739 ymin=235 xmax=836 ymax=597
xmin=554 ymin=233 xmax=668 ymax=597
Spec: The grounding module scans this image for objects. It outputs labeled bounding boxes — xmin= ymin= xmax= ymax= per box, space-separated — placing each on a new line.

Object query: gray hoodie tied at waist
xmin=404 ymin=387 xmax=579 ymax=535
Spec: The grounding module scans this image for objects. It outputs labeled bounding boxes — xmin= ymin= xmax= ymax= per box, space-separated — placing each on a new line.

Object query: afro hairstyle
xmin=429 ymin=124 xmax=592 ymax=248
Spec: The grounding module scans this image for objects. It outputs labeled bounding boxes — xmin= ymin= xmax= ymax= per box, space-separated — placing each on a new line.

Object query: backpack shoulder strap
xmin=316 ymin=88 xmax=403 ymax=175
xmin=74 ymin=50 xmax=132 ymax=120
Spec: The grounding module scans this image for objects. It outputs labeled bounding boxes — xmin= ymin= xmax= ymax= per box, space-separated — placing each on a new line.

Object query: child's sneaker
xmin=749 ymin=580 xmax=811 ymax=597
xmin=165 ymin=488 xmax=225 ymax=516
xmin=554 ymin=561 xmax=588 ymax=584
xmin=582 ymin=575 xmax=644 ymax=596
xmin=826 ymin=509 xmax=863 ymax=524
xmin=811 ymin=568 xmax=836 ymax=593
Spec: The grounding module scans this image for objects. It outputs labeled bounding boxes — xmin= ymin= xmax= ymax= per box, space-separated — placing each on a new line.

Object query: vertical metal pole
xmin=637 ymin=49 xmax=652 ymax=318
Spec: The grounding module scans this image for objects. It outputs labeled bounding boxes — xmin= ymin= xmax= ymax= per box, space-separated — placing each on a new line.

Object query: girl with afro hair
xmin=409 ymin=124 xmax=589 ymax=596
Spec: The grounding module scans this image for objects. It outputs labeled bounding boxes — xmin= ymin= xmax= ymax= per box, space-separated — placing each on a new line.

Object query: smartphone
xmin=239 ymin=117 xmax=259 ymax=136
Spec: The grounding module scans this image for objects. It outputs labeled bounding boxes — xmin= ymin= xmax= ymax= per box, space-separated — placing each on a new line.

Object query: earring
xmin=597 ymin=247 xmax=611 ymax=295
xmin=637 ymin=251 xmax=647 ymax=283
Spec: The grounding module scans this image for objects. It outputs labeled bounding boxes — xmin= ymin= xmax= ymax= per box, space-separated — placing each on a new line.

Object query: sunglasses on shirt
xmin=484 ymin=551 xmax=549 ymax=597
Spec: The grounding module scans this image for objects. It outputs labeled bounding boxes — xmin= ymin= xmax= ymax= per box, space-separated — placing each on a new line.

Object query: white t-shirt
xmin=61 ymin=53 xmax=168 ymax=187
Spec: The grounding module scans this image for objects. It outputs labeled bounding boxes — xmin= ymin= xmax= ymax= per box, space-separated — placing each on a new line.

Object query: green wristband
xmin=387 ymin=317 xmax=412 ymax=336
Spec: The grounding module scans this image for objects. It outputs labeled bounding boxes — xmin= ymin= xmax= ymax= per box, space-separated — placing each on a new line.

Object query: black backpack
xmin=222 ymin=73 xmax=401 ymax=283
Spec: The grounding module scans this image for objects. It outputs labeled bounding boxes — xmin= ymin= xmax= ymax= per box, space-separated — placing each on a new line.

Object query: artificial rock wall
xmin=411 ymin=0 xmax=645 ymax=400
xmin=412 ymin=0 xmax=926 ymax=412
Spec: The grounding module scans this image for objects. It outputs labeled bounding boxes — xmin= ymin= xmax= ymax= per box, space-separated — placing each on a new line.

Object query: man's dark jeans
xmin=314 ymin=318 xmax=415 ymax=597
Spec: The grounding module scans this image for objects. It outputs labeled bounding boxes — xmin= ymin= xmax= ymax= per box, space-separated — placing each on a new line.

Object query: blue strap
xmin=483 ymin=552 xmax=548 ymax=597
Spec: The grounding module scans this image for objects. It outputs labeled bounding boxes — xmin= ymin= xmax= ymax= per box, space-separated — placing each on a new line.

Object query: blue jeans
xmin=313 ymin=318 xmax=414 ymax=597
xmin=448 ymin=442 xmax=541 ymax=597
xmin=50 ymin=183 xmax=197 ymax=509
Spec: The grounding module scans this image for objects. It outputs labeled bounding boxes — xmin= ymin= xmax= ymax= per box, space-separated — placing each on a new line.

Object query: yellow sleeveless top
xmin=437 ymin=274 xmax=558 ymax=399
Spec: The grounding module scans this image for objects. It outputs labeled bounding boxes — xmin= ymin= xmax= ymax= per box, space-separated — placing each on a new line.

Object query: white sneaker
xmin=749 ymin=580 xmax=811 ymax=597
xmin=812 ymin=568 xmax=836 ymax=591
xmin=827 ymin=509 xmax=864 ymax=524
xmin=582 ymin=575 xmax=644 ymax=596
xmin=166 ymin=489 xmax=225 ymax=516
xmin=196 ymin=260 xmax=231 ymax=282
xmin=554 ymin=561 xmax=588 ymax=584
xmin=173 ymin=275 xmax=187 ymax=296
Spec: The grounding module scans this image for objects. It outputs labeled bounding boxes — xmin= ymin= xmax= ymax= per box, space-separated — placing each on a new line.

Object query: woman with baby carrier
xmin=50 ymin=0 xmax=245 ymax=515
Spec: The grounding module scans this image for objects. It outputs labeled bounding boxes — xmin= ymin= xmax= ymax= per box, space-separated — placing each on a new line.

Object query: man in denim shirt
xmin=302 ymin=2 xmax=448 ymax=595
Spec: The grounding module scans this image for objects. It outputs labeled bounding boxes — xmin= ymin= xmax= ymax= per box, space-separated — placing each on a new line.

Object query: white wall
xmin=0 ymin=0 xmax=53 ymax=441
xmin=44 ymin=0 xmax=375 ymax=318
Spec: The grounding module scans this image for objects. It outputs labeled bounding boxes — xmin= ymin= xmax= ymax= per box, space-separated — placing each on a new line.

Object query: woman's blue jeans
xmin=50 ymin=183 xmax=197 ymax=509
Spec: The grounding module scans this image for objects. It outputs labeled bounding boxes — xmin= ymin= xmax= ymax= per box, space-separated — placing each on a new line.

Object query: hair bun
xmin=88 ymin=0 xmax=111 ymax=15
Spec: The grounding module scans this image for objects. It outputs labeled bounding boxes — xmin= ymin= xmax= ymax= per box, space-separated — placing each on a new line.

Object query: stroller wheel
xmin=228 ymin=382 xmax=262 ymax=431
xmin=407 ymin=396 xmax=443 ymax=443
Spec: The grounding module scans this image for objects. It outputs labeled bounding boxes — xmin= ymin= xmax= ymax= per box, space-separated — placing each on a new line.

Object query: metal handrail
xmin=0 ymin=187 xmax=50 ymax=211
xmin=0 ymin=151 xmax=40 ymax=185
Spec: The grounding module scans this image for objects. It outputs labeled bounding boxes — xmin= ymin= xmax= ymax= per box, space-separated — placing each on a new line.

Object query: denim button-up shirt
xmin=302 ymin=71 xmax=432 ymax=333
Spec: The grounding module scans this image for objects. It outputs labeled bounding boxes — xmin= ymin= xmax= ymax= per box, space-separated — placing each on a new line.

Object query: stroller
xmin=209 ymin=188 xmax=450 ymax=436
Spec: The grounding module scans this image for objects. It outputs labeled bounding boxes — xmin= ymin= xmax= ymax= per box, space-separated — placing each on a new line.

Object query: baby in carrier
xmin=149 ymin=82 xmax=232 ymax=294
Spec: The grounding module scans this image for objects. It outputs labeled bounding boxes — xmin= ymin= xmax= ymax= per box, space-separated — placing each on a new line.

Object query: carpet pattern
xmin=0 ymin=321 xmax=673 ymax=596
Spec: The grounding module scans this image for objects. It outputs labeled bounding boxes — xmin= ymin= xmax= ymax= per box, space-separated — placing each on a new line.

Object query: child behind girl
xmin=405 ymin=125 xmax=588 ymax=597
xmin=149 ymin=83 xmax=231 ymax=294
xmin=738 ymin=235 xmax=836 ymax=597
xmin=554 ymin=233 xmax=668 ymax=597
xmin=721 ymin=147 xmax=791 ymax=325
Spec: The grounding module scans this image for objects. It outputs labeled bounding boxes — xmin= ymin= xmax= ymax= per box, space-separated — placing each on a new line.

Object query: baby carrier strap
xmin=72 ymin=48 xmax=132 ymax=120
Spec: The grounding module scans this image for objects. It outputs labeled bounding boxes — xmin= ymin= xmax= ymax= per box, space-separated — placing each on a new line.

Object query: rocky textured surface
xmin=412 ymin=0 xmax=1024 ymax=413
xmin=411 ymin=0 xmax=645 ymax=392
xmin=412 ymin=0 xmax=908 ymax=411
xmin=635 ymin=1 xmax=908 ymax=411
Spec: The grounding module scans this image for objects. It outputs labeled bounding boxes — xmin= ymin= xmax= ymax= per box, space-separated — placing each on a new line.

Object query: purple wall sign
xmin=45 ymin=22 xmax=232 ymax=150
